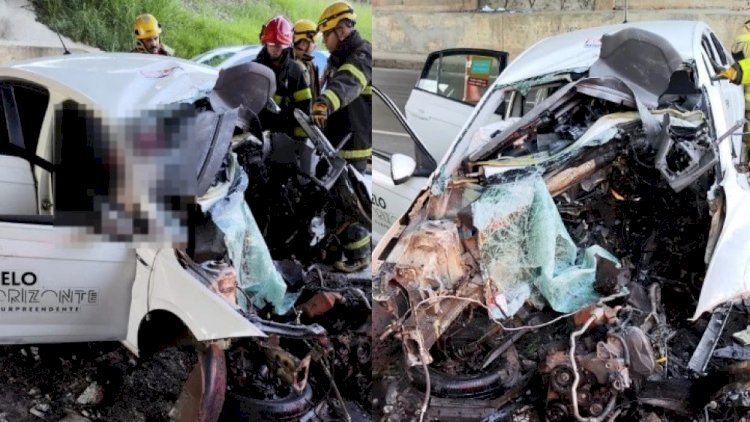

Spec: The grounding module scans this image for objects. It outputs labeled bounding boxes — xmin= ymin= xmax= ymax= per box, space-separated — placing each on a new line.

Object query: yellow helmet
xmin=133 ymin=14 xmax=162 ymax=40
xmin=293 ymin=19 xmax=318 ymax=44
xmin=317 ymin=1 xmax=356 ymax=33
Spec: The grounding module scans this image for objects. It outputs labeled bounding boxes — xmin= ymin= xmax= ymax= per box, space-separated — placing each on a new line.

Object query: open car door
xmin=372 ymin=86 xmax=436 ymax=245
xmin=404 ymin=48 xmax=508 ymax=160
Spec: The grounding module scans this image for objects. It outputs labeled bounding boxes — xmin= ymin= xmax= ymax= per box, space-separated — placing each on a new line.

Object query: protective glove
xmin=713 ymin=62 xmax=743 ymax=84
xmin=311 ymin=101 xmax=329 ymax=129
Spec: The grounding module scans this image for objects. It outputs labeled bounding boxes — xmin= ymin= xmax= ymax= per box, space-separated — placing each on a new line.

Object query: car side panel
xmin=0 ymin=223 xmax=135 ymax=343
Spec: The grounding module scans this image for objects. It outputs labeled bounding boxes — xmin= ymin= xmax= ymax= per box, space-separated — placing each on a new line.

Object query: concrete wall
xmin=373 ymin=0 xmax=479 ymax=11
xmin=481 ymin=0 xmax=748 ymax=11
xmin=374 ymin=0 xmax=750 ymax=11
xmin=374 ymin=9 xmax=750 ymax=67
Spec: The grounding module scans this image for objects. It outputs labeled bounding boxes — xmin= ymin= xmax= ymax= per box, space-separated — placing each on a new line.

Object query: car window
xmin=505 ymin=83 xmax=564 ymax=118
xmin=373 ymin=87 xmax=437 ymax=177
xmin=709 ymin=32 xmax=728 ymax=65
xmin=200 ymin=52 xmax=236 ymax=67
xmin=417 ymin=52 xmax=505 ymax=106
xmin=373 ymin=91 xmax=415 ymax=158
xmin=0 ymin=82 xmax=49 ymax=161
xmin=0 ymin=81 xmax=51 ymax=218
xmin=701 ymin=35 xmax=724 ymax=68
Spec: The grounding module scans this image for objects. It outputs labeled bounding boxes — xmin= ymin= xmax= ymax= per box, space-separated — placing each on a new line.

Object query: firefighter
xmin=312 ymin=1 xmax=372 ymax=173
xmin=293 ymin=19 xmax=322 ymax=99
xmin=715 ymin=58 xmax=750 ymax=165
xmin=731 ymin=21 xmax=750 ymax=157
xmin=334 ymin=222 xmax=370 ymax=273
xmin=131 ymin=14 xmax=174 ymax=56
xmin=254 ymin=16 xmax=312 ymax=141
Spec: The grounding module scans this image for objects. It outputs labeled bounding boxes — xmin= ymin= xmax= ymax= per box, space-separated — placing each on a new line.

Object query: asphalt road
xmin=372 ymin=67 xmax=420 ymax=156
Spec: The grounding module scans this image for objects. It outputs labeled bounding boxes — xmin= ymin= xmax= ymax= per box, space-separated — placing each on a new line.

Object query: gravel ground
xmin=0 ymin=343 xmax=195 ymax=421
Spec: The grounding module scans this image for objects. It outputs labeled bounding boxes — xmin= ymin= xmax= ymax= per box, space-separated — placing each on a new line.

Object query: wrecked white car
xmin=374 ymin=20 xmax=750 ymax=421
xmin=0 ymin=53 xmax=371 ymax=421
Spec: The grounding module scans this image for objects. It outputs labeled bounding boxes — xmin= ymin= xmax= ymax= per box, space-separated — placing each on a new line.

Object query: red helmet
xmin=260 ymin=16 xmax=293 ymax=46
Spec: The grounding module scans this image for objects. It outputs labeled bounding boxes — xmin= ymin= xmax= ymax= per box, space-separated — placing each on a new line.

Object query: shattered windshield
xmin=374 ymin=27 xmax=750 ymax=421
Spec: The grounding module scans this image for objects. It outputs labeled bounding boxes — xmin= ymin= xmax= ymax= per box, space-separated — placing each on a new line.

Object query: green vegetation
xmin=30 ymin=0 xmax=372 ymax=58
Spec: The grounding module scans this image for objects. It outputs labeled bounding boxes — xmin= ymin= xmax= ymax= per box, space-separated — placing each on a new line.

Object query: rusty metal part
xmin=300 ymin=292 xmax=345 ymax=318
xmin=573 ymin=305 xmax=620 ymax=329
xmin=392 ymin=220 xmax=466 ymax=291
xmin=570 ymin=312 xmax=616 ymax=422
xmin=542 ymin=308 xmax=656 ymax=422
xmin=711 ymin=380 xmax=750 ymax=411
xmin=264 ymin=347 xmax=311 ymax=394
xmin=400 ymin=282 xmax=483 ymax=367
xmin=377 ymin=220 xmax=476 ymax=366
xmin=546 ymin=150 xmax=618 ymax=197
xmin=174 ymin=343 xmax=227 ymax=422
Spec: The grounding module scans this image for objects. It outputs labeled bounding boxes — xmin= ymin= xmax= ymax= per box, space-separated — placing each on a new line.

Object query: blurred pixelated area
xmin=51 ymin=100 xmax=236 ymax=246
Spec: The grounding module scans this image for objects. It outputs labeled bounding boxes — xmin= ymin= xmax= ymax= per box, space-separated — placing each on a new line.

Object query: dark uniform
xmin=296 ymin=52 xmax=321 ymax=99
xmin=131 ymin=43 xmax=174 ymax=56
xmin=319 ymin=30 xmax=372 ymax=172
xmin=254 ymin=47 xmax=312 ymax=140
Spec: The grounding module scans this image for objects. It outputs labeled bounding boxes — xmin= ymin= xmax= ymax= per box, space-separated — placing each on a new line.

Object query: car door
xmin=702 ymin=29 xmax=744 ymax=130
xmin=0 ymin=82 xmax=136 ymax=344
xmin=372 ymin=86 xmax=437 ymax=245
xmin=404 ymin=48 xmax=508 ymax=160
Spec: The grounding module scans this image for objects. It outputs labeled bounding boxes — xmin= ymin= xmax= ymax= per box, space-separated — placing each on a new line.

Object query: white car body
xmin=372 ymin=49 xmax=507 ymax=245
xmin=0 ymin=53 xmax=265 ymax=356
xmin=374 ymin=20 xmax=748 ymax=321
xmin=404 ymin=49 xmax=508 ymax=158
xmin=191 ymin=44 xmax=330 ymax=77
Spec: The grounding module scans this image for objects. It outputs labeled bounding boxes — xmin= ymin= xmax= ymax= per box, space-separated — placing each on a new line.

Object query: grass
xmin=30 ymin=0 xmax=372 ymax=58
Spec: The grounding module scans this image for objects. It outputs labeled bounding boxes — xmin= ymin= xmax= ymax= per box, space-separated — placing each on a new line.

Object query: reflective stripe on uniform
xmin=338 ymin=63 xmax=368 ymax=91
xmin=294 ymin=87 xmax=312 ymax=102
xmin=339 ymin=147 xmax=372 ymax=160
xmin=293 ymin=127 xmax=307 ymax=138
xmin=273 ymin=94 xmax=283 ymax=104
xmin=362 ymin=85 xmax=372 ymax=96
xmin=323 ymin=90 xmax=341 ymax=111
xmin=344 ymin=233 xmax=371 ymax=250
xmin=734 ymin=32 xmax=750 ymax=58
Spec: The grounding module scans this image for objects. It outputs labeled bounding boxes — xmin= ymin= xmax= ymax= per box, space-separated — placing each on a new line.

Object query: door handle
xmin=411 ymin=109 xmax=430 ymax=120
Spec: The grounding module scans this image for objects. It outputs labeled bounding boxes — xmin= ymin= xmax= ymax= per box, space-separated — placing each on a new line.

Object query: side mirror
xmin=390 ymin=153 xmax=416 ymax=185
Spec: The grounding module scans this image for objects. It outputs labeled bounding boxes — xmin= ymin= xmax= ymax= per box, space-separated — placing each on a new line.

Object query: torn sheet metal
xmin=393 ymin=220 xmax=466 ymax=292
xmin=589 ymin=27 xmax=682 ymax=109
xmin=653 ymin=111 xmax=716 ymax=192
xmin=206 ymin=152 xmax=295 ymax=314
xmin=388 ymin=220 xmax=481 ymax=366
xmin=714 ymin=345 xmax=750 ymax=360
xmin=469 ymin=76 xmax=658 ymax=164
xmin=472 ymin=173 xmax=619 ymax=319
xmin=693 ymin=173 xmax=750 ymax=319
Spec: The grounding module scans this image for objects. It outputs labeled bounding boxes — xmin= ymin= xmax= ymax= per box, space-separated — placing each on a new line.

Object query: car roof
xmin=191 ymin=44 xmax=330 ymax=70
xmin=2 ymin=53 xmax=219 ymax=115
xmin=497 ymin=20 xmax=706 ymax=85
xmin=191 ymin=44 xmax=259 ymax=60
